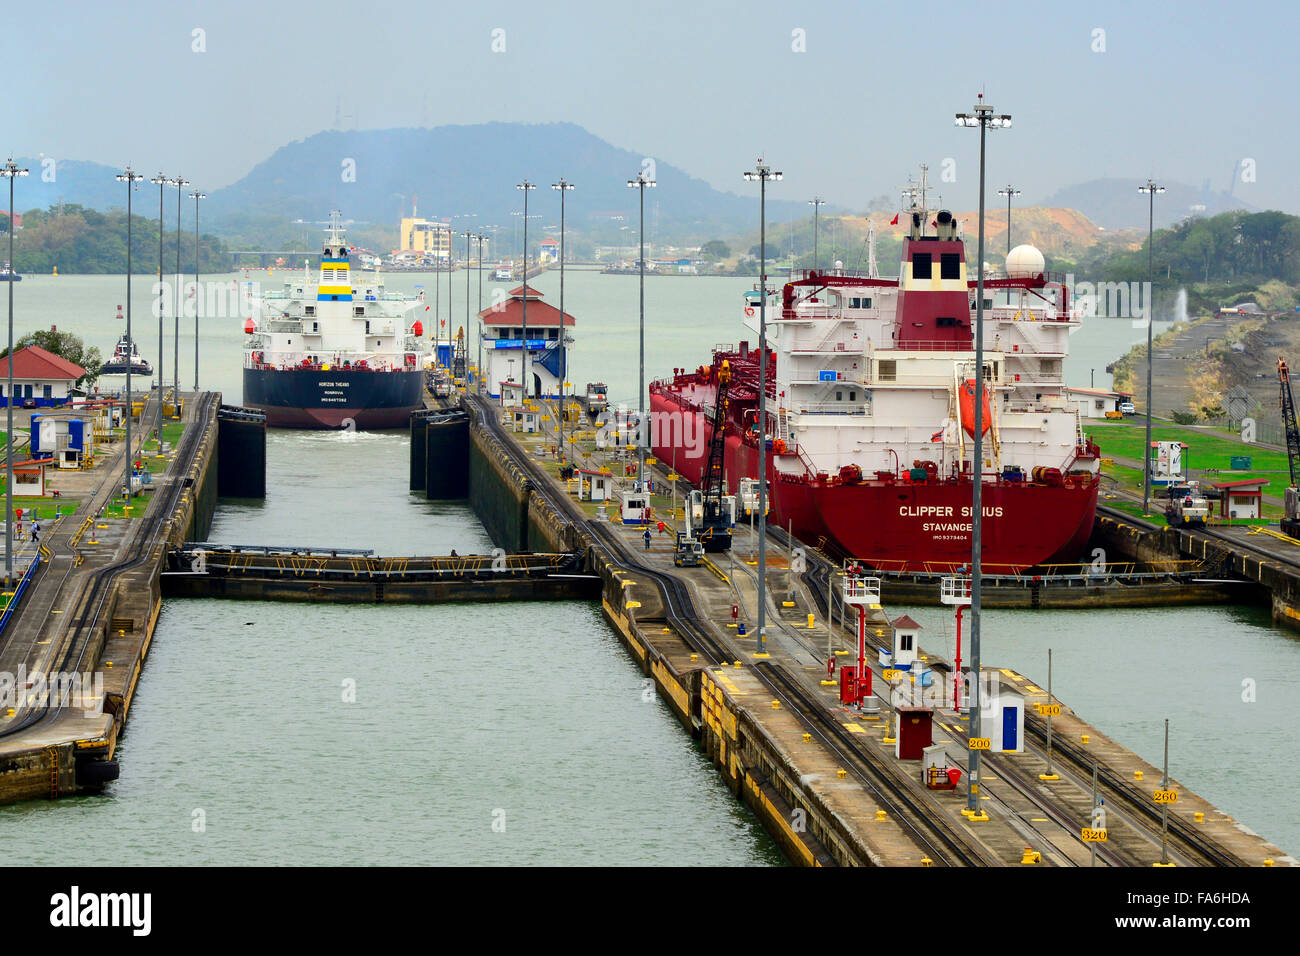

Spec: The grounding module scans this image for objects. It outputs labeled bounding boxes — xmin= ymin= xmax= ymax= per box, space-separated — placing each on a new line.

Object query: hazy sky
xmin=6 ymin=0 xmax=1295 ymax=212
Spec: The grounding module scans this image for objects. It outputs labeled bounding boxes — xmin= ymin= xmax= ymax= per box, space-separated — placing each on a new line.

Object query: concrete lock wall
xmin=468 ymin=420 xmax=531 ymax=552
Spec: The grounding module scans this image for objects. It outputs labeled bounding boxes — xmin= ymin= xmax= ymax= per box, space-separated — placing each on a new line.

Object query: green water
xmin=0 ymin=270 xmax=1288 ymax=863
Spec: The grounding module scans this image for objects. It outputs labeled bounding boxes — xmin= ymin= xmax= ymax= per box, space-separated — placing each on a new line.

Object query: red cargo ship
xmin=649 ymin=182 xmax=1100 ymax=572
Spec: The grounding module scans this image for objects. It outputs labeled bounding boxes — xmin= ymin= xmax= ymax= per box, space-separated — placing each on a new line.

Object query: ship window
xmin=836 ymin=391 xmax=843 ymax=401
xmin=878 ymin=359 xmax=896 ymax=382
xmin=305 ymin=306 xmax=315 ymax=316
xmin=849 ymin=391 xmax=856 ymax=401
xmin=311 ymin=322 xmax=319 ymax=333
xmin=365 ymin=321 xmax=371 ymax=334
xmin=941 ymin=253 xmax=960 ymax=279
xmin=912 ymin=253 xmax=932 ymax=279
xmin=354 ymin=306 xmax=365 ymax=316
xmin=936 ymin=317 xmax=957 ymax=327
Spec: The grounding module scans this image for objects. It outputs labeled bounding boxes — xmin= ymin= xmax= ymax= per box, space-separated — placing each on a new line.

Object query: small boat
xmin=491 ymin=265 xmax=512 ymax=281
xmin=0 ymin=262 xmax=20 ymax=282
xmin=101 ymin=310 xmax=153 ymax=375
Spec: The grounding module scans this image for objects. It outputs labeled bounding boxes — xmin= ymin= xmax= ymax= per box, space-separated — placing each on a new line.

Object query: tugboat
xmin=101 ymin=309 xmax=153 ymax=375
xmin=242 ymin=211 xmax=427 ymax=429
xmin=0 ymin=262 xmax=20 ymax=282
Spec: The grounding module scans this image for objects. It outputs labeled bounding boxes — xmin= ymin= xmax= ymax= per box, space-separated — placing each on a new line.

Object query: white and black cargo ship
xmin=243 ymin=212 xmax=427 ymax=429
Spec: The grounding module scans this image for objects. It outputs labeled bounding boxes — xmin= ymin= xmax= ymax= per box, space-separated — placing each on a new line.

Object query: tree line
xmin=1 ymin=204 xmax=233 ymax=275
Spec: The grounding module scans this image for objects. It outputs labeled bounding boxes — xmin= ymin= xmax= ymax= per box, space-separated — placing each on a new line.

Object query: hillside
xmin=1040 ymin=178 xmax=1255 ymax=231
xmin=736 ymin=205 xmax=1137 ymax=274
xmin=202 ymin=122 xmax=808 ymax=249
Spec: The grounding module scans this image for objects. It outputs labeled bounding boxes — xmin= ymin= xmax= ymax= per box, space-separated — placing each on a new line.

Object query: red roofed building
xmin=0 ymin=345 xmax=87 ymax=407
xmin=477 ymin=285 xmax=575 ymax=399
xmin=1210 ymin=478 xmax=1269 ymax=520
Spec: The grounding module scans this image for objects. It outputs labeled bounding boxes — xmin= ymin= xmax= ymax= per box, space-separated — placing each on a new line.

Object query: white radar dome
xmin=1005 ymin=244 xmax=1045 ymax=278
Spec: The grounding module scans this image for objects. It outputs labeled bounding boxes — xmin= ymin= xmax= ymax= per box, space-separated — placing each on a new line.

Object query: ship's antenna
xmin=327 ymin=209 xmax=344 ymax=244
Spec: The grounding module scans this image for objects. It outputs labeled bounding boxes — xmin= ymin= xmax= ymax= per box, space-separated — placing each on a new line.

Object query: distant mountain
xmin=1039 ymin=178 xmax=1255 ymax=231
xmin=8 ymin=157 xmax=136 ymax=215
xmin=202 ymin=122 xmax=805 ymax=248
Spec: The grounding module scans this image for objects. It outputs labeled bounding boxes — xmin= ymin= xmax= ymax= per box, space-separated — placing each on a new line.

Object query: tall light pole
xmin=1139 ymin=179 xmax=1165 ymax=515
xmin=516 ymin=180 xmax=536 ymax=400
xmin=116 ymin=168 xmax=145 ymax=511
xmin=627 ymin=170 xmax=656 ymax=487
xmin=744 ymin=158 xmax=782 ymax=656
xmin=808 ymin=196 xmax=824 ymax=271
xmin=552 ymin=179 xmax=574 ymax=461
xmin=171 ymin=177 xmax=188 ymax=406
xmin=189 ymin=190 xmax=205 ymax=389
xmin=956 ymin=93 xmax=1011 ymax=813
xmin=997 ymin=185 xmax=1020 ymax=255
xmin=2 ymin=159 xmax=28 ymax=587
xmin=150 ymin=174 xmax=167 ymax=444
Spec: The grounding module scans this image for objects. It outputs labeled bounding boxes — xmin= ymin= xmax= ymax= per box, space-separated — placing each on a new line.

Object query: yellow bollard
xmin=807 ymin=613 xmax=815 ymax=628
xmin=837 ymin=769 xmax=847 ymax=779
xmin=1081 ymin=734 xmax=1090 ymax=744
xmin=920 ymin=857 xmax=932 ymax=867
xmin=1134 ymin=770 xmax=1144 ymax=781
xmin=802 ymin=733 xmax=811 ymax=743
xmin=1264 ymin=859 xmax=1275 ymax=867
xmin=771 ymin=700 xmax=780 ymax=710
xmin=1194 ymin=812 xmax=1204 ymax=823
xmin=1021 ymin=847 xmax=1042 ymax=865
xmin=876 ymin=810 xmax=887 ymax=821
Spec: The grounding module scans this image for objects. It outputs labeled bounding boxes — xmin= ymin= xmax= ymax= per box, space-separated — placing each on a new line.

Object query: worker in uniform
xmin=31 ymin=520 xmax=40 ymax=544
xmin=642 ymin=527 xmax=652 ymax=551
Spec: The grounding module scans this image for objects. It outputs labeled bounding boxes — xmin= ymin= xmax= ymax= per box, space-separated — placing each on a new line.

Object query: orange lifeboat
xmin=958 ymin=379 xmax=991 ymax=438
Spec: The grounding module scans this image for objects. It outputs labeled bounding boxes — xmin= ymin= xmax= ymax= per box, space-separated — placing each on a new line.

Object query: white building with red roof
xmin=0 ymin=345 xmax=87 ymax=407
xmin=477 ymin=285 xmax=574 ymax=400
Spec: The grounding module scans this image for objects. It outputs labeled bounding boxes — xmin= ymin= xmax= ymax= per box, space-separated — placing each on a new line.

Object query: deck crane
xmin=691 ymin=360 xmax=734 ymax=553
xmin=1278 ymin=356 xmax=1300 ymax=538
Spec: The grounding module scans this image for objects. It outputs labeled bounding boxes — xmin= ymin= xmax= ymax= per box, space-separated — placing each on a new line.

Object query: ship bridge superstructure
xmin=245 ymin=211 xmax=424 ymax=374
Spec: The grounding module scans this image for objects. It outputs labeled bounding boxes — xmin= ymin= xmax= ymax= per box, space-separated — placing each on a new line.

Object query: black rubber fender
xmin=76 ymin=759 xmax=121 ymax=786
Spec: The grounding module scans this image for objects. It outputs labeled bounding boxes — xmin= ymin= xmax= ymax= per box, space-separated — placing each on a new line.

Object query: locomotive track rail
xmin=472 ymin=393 xmax=1001 ymax=865
xmin=0 ymin=392 xmax=217 ymax=742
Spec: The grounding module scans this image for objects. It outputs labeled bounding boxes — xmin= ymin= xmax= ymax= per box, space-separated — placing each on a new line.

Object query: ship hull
xmin=243 ymin=366 xmax=424 ymax=430
xmin=651 ymin=388 xmax=1098 ymax=572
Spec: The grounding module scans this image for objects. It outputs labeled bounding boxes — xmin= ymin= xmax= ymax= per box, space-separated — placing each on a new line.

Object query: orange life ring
xmin=744 ymin=306 xmax=755 ymax=316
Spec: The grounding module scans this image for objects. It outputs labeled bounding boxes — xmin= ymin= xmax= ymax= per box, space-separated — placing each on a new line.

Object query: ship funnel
xmin=934 ymin=209 xmax=959 ymax=240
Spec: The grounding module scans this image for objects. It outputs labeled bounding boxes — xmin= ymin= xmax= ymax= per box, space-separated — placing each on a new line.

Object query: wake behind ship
xmin=243 ymin=212 xmax=426 ymax=429
xmin=650 ymin=169 xmax=1101 ymax=573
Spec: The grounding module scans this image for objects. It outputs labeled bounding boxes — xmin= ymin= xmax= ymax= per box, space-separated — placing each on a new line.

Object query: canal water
xmin=2 ymin=270 xmax=1292 ymax=861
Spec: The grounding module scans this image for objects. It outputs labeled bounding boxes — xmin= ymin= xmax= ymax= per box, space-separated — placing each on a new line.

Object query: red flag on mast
xmin=889 ymin=213 xmax=899 ymax=226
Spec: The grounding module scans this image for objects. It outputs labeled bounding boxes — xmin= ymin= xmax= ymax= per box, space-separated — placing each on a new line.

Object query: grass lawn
xmin=103 ymin=495 xmax=145 ymax=519
xmin=1 ymin=495 xmax=80 ymax=520
xmin=141 ymin=422 xmax=185 ymax=455
xmin=1088 ymin=420 xmax=1288 ymax=479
